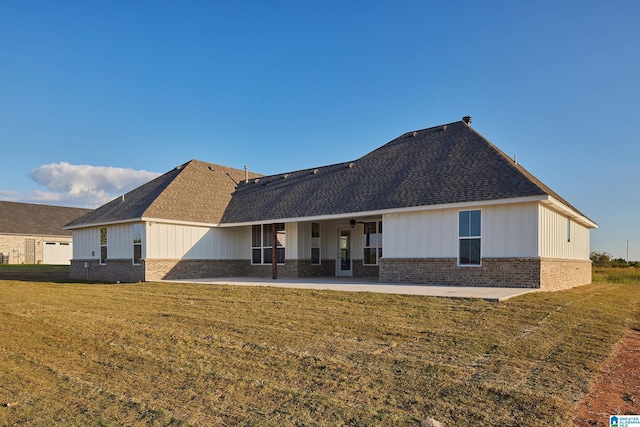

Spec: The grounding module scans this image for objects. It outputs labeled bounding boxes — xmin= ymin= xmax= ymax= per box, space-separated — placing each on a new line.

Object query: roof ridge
xmin=399 ymin=120 xmax=463 ymax=137
xmin=186 ymin=159 xmax=258 ymax=175
xmin=237 ymin=122 xmax=464 ymax=184
xmin=139 ymin=160 xmax=193 ymax=218
xmin=0 ymin=199 xmax=89 ymax=211
xmin=363 ymin=120 xmax=466 ymax=159
xmin=241 ymin=161 xmax=354 ymax=184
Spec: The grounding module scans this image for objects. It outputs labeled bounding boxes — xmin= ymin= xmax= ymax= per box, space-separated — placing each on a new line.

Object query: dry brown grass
xmin=1 ymin=279 xmax=639 ymax=426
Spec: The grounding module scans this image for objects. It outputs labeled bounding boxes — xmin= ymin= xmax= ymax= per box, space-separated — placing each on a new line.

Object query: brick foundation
xmin=145 ymin=258 xmax=337 ymax=281
xmin=71 ymin=259 xmax=144 ymax=283
xmin=539 ymin=258 xmax=592 ymax=291
xmin=293 ymin=259 xmax=336 ymax=277
xmin=73 ymin=256 xmax=591 ymax=290
xmin=379 ymin=257 xmax=591 ymax=290
xmin=144 ymin=259 xmax=249 ymax=281
xmin=352 ymin=259 xmax=379 ymax=278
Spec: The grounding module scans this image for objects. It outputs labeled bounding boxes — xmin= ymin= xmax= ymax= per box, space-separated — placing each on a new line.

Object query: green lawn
xmin=0 ymin=274 xmax=638 ymax=426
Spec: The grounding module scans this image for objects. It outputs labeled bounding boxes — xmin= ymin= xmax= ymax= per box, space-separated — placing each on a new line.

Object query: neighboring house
xmin=0 ymin=201 xmax=91 ymax=264
xmin=65 ymin=118 xmax=597 ymax=290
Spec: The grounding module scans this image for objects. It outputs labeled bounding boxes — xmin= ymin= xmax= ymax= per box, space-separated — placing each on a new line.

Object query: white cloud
xmin=28 ymin=162 xmax=161 ymax=208
xmin=0 ymin=189 xmax=19 ymax=201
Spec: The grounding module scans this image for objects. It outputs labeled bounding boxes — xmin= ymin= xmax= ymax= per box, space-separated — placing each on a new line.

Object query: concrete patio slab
xmin=161 ymin=277 xmax=538 ymax=302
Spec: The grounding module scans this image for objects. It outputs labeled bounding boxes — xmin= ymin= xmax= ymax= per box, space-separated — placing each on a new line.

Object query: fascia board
xmin=141 ymin=217 xmax=220 ymax=228
xmin=544 ymin=197 xmax=598 ymax=229
xmin=64 ymin=217 xmax=221 ymax=230
xmin=63 ymin=218 xmax=144 ymax=230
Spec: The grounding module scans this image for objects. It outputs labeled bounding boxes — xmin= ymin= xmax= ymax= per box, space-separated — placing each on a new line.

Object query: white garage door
xmin=43 ymin=242 xmax=73 ymax=265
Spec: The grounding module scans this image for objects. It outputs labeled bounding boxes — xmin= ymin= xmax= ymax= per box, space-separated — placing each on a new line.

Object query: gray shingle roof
xmin=64 ymin=120 xmax=594 ymax=230
xmin=221 ymin=120 xmax=590 ymax=224
xmin=64 ymin=160 xmax=261 ymax=228
xmin=0 ymin=201 xmax=90 ymax=236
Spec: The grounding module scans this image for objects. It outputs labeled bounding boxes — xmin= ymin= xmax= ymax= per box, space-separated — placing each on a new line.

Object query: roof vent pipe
xmin=244 ymin=165 xmax=248 ymax=183
xmin=462 ymin=116 xmax=472 ymax=125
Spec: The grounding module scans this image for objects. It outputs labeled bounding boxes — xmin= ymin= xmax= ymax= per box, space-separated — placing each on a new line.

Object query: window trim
xmin=133 ymin=223 xmax=142 ymax=265
xmin=363 ymin=220 xmax=383 ymax=266
xmin=458 ymin=209 xmax=482 ymax=267
xmin=251 ymin=223 xmax=286 ymax=265
xmin=99 ymin=227 xmax=107 ymax=265
xmin=311 ymin=222 xmax=321 ymax=265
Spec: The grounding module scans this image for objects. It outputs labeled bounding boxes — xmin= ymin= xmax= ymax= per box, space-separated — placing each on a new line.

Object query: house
xmin=65 ymin=118 xmax=597 ymax=290
xmin=0 ymin=201 xmax=90 ymax=264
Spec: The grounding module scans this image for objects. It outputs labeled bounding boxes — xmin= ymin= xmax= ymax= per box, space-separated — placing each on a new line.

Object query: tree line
xmin=590 ymin=251 xmax=637 ymax=267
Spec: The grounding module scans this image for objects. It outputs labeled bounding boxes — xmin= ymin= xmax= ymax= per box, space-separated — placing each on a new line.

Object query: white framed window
xmin=458 ymin=210 xmax=481 ymax=266
xmin=363 ymin=221 xmax=382 ymax=265
xmin=133 ymin=224 xmax=142 ymax=265
xmin=567 ymin=218 xmax=571 ymax=243
xmin=100 ymin=227 xmax=107 ymax=265
xmin=311 ymin=222 xmax=321 ymax=265
xmin=251 ymin=224 xmax=285 ymax=264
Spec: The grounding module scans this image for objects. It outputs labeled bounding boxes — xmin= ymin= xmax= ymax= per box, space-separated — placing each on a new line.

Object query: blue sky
xmin=1 ymin=1 xmax=638 ymax=260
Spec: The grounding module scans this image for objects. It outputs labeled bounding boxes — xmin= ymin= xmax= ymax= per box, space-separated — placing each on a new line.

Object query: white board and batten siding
xmin=484 ymin=203 xmax=538 ymax=258
xmin=72 ymin=223 xmax=140 ymax=260
xmin=538 ymin=204 xmax=590 ymax=260
xmin=146 ymin=223 xmax=249 ymax=260
xmin=72 ymin=227 xmax=100 ymax=260
xmin=73 ymin=222 xmax=303 ymax=262
xmin=146 ymin=222 xmax=301 ymax=260
xmin=383 ymin=202 xmax=561 ymax=260
xmin=383 ymin=209 xmax=457 ymax=258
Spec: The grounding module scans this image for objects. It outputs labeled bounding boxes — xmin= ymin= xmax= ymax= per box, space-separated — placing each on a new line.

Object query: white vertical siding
xmin=538 ymin=204 xmax=590 ymax=260
xmin=325 ymin=220 xmax=340 ymax=260
xmin=71 ymin=201 xmax=592 ymax=265
xmin=72 ymin=228 xmax=100 ymax=260
xmin=147 ymin=223 xmax=249 ymax=259
xmin=383 ymin=208 xmax=457 ymax=258
xmin=72 ymin=223 xmax=143 ymax=261
xmin=216 ymin=226 xmax=251 ymax=259
xmin=352 ymin=223 xmax=363 ymax=258
xmin=297 ymin=222 xmax=311 ymax=260
xmin=384 ymin=202 xmax=539 ymax=259
xmin=145 ymin=222 xmax=302 ymax=260
xmin=286 ymin=222 xmax=298 ymax=259
xmin=483 ymin=203 xmax=538 ymax=257
xmin=107 ymin=223 xmax=133 ymax=259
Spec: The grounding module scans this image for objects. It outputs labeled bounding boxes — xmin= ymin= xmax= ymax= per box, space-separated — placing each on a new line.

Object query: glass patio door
xmin=337 ymin=229 xmax=352 ymax=276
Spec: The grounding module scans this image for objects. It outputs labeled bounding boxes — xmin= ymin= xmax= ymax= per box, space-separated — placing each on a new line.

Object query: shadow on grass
xmin=0 ymin=265 xmax=106 ymax=284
